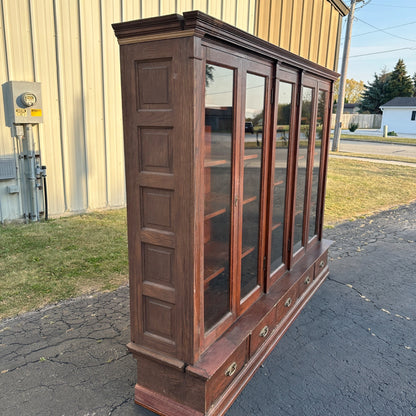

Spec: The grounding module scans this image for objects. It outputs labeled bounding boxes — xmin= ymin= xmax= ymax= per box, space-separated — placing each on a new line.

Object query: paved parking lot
xmin=1 ymin=202 xmax=415 ymax=416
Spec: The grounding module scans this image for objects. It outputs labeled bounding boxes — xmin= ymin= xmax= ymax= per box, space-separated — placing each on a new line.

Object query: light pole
xmin=332 ymin=0 xmax=363 ymax=152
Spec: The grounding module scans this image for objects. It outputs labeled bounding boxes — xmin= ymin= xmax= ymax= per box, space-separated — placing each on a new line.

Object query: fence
xmin=331 ymin=114 xmax=382 ymax=130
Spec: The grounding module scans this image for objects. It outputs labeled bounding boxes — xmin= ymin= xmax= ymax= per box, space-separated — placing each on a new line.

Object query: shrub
xmin=387 ymin=131 xmax=398 ymax=136
xmin=348 ymin=122 xmax=359 ymax=132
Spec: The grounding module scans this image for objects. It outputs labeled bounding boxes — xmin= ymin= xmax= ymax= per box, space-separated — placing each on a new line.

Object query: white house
xmin=380 ymin=97 xmax=416 ymax=135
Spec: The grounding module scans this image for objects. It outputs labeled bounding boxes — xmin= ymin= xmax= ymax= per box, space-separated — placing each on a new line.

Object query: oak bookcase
xmin=113 ymin=11 xmax=336 ymax=416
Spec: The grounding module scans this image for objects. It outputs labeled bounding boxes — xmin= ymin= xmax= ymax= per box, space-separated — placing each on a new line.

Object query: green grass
xmin=336 ymin=134 xmax=416 ymax=145
xmin=0 ymin=210 xmax=128 ymax=319
xmin=325 ymin=158 xmax=416 ymax=225
xmin=1 ymin=159 xmax=416 ymax=319
xmin=330 ymin=151 xmax=416 ymax=164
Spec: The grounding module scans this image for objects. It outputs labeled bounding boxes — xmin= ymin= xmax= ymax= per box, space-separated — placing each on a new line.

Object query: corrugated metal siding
xmin=0 ymin=0 xmax=256 ymax=221
xmin=0 ymin=0 xmax=344 ymax=222
xmin=255 ymin=0 xmax=346 ymax=72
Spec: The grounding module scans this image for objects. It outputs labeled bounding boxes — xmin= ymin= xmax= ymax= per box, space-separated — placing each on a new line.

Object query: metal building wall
xmin=0 ymin=0 xmax=345 ymax=222
xmin=255 ymin=0 xmax=348 ymax=72
xmin=0 ymin=0 xmax=256 ymax=222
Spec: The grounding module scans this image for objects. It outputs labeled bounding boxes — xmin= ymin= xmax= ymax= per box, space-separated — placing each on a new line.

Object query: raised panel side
xmin=138 ymin=128 xmax=173 ymax=173
xmin=135 ymin=59 xmax=172 ymax=109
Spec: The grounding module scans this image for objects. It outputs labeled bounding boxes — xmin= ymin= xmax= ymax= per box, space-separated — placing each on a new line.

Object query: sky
xmin=340 ymin=0 xmax=416 ymax=84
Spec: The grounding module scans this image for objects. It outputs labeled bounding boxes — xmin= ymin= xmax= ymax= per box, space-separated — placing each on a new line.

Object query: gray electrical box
xmin=2 ymin=81 xmax=43 ymax=126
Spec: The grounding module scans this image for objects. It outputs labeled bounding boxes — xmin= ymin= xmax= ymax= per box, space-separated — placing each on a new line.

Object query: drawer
xmin=297 ymin=266 xmax=314 ymax=299
xmin=249 ymin=307 xmax=276 ymax=357
xmin=206 ymin=338 xmax=248 ymax=404
xmin=314 ymin=251 xmax=328 ymax=278
xmin=276 ymin=285 xmax=299 ymax=323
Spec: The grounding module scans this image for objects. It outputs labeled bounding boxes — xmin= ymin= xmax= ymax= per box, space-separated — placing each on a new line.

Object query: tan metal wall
xmin=256 ymin=0 xmax=347 ymax=71
xmin=0 ymin=0 xmax=344 ymax=221
xmin=0 ymin=0 xmax=257 ymax=221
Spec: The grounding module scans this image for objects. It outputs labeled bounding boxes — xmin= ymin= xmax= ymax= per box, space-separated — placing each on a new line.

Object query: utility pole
xmin=332 ymin=0 xmax=362 ymax=152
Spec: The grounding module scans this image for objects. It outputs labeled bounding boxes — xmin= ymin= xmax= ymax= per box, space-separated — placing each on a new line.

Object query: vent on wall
xmin=0 ymin=158 xmax=16 ymax=180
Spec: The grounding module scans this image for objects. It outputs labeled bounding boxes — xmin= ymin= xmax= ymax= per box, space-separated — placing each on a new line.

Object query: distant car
xmin=245 ymin=122 xmax=254 ymax=134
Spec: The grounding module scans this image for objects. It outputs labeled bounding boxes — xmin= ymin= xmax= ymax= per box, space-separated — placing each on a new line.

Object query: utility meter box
xmin=2 ymin=81 xmax=43 ymax=126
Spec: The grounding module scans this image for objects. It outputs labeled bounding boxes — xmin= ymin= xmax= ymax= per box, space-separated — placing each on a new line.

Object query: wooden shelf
xmin=204 ymin=193 xmax=228 ymax=220
xmin=243 ymin=195 xmax=257 ymax=205
xmin=204 ymin=157 xmax=227 ymax=167
xmin=204 ymin=241 xmax=229 ymax=287
xmin=242 ymin=245 xmax=255 ymax=259
xmin=272 ymin=222 xmax=282 ymax=231
xmin=243 ymin=153 xmax=258 ymax=161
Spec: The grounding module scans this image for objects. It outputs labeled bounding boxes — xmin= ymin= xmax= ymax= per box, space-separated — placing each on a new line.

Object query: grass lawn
xmin=1 ymin=158 xmax=416 ymax=319
xmin=337 ymin=134 xmax=416 ymax=145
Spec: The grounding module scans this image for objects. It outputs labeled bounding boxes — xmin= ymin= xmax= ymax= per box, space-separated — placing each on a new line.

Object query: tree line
xmin=334 ymin=59 xmax=416 ymax=114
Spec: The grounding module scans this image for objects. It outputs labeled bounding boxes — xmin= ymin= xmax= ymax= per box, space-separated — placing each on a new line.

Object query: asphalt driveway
xmin=1 ymin=202 xmax=415 ymax=416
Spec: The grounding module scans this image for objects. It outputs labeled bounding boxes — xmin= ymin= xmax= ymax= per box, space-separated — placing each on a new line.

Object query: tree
xmin=360 ymin=69 xmax=391 ymax=114
xmin=333 ymin=78 xmax=365 ymax=104
xmin=412 ymin=73 xmax=416 ymax=97
xmin=385 ymin=59 xmax=413 ymax=100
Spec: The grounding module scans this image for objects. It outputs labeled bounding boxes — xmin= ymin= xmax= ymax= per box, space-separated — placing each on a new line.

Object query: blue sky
xmin=341 ymin=0 xmax=416 ymax=84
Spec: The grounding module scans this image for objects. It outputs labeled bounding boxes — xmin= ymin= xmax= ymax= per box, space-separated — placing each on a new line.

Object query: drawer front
xmin=314 ymin=251 xmax=328 ymax=278
xmin=206 ymin=339 xmax=248 ymax=405
xmin=276 ymin=285 xmax=299 ymax=323
xmin=249 ymin=307 xmax=277 ymax=357
xmin=297 ymin=266 xmax=314 ymax=299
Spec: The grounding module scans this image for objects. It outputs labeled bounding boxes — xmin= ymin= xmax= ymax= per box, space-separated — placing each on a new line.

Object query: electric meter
xmin=2 ymin=81 xmax=43 ymax=125
xmin=21 ymin=92 xmax=37 ymax=107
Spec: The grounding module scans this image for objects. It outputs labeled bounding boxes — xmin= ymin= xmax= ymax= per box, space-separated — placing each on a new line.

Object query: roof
xmin=380 ymin=97 xmax=416 ymax=108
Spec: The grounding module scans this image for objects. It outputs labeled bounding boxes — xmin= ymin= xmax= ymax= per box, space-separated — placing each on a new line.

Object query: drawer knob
xmin=259 ymin=325 xmax=269 ymax=338
xmin=284 ymin=297 xmax=292 ymax=308
xmin=225 ymin=362 xmax=237 ymax=377
xmin=304 ymin=276 xmax=311 ymax=285
xmin=319 ymin=260 xmax=325 ymax=268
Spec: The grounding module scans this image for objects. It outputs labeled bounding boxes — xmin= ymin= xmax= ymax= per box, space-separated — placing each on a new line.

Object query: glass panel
xmin=308 ymin=90 xmax=327 ymax=239
xmin=293 ymin=87 xmax=313 ymax=253
xmin=270 ymin=82 xmax=292 ymax=272
xmin=204 ymin=64 xmax=234 ymax=332
xmin=240 ymin=73 xmax=265 ymax=299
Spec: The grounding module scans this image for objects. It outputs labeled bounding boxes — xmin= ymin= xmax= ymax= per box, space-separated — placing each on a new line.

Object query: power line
xmin=366 ymin=2 xmax=416 ymax=8
xmin=352 ymin=20 xmax=416 ymax=38
xmin=355 ymin=17 xmax=416 ymax=43
xmin=348 ymin=47 xmax=416 ymax=58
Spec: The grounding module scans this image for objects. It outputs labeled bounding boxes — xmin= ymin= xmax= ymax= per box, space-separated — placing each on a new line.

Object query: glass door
xmin=203 ymin=63 xmax=234 ymax=332
xmin=238 ymin=68 xmax=269 ymax=310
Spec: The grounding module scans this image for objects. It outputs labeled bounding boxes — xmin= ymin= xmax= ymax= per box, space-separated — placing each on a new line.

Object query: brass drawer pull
xmin=225 ymin=362 xmax=237 ymax=377
xmin=319 ymin=260 xmax=325 ymax=268
xmin=304 ymin=276 xmax=311 ymax=285
xmin=259 ymin=325 xmax=269 ymax=338
xmin=284 ymin=297 xmax=292 ymax=307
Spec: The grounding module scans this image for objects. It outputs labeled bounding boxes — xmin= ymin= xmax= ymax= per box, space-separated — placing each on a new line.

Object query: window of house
xmin=411 ymin=111 xmax=416 ymax=121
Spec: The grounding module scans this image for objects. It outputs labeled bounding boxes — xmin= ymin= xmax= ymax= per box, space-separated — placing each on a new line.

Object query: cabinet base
xmin=131 ymin=241 xmax=331 ymax=416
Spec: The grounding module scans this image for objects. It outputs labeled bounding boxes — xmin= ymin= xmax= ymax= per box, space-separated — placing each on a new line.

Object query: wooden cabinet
xmin=113 ymin=11 xmax=335 ymax=416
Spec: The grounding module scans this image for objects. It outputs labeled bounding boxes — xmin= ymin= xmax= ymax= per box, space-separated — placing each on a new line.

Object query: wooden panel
xmin=249 ymin=307 xmax=276 ymax=356
xmin=136 ymin=59 xmax=172 ymax=109
xmin=206 ymin=338 xmax=249 ymax=408
xmin=144 ymin=296 xmax=175 ymax=343
xmin=141 ymin=187 xmax=173 ymax=231
xmin=314 ymin=250 xmax=328 ymax=278
xmin=143 ymin=244 xmax=175 ymax=287
xmin=139 ymin=128 xmax=173 ymax=173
